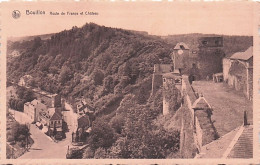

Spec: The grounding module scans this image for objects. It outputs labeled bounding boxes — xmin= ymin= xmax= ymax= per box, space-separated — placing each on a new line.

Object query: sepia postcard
xmin=0 ymin=1 xmax=259 ymax=164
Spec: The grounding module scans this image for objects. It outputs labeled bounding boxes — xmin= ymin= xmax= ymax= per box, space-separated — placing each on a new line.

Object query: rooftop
xmin=162 ymin=73 xmax=175 ymax=79
xmin=50 ymin=112 xmax=62 ymax=120
xmin=229 ymin=46 xmax=253 ymax=61
xmin=227 ymin=125 xmax=253 ymax=158
xmin=154 ymin=64 xmax=173 ymax=74
xmin=196 ymin=126 xmax=240 ymax=158
xmin=196 ymin=125 xmax=253 ymax=159
xmin=48 ymin=108 xmax=56 ymax=117
xmin=192 ymin=96 xmax=211 ymax=110
xmin=30 ymin=99 xmax=40 ymax=106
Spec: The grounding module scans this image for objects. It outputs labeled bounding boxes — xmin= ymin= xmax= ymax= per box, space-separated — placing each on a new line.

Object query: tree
xmin=115 ymin=94 xmax=135 ymax=116
xmin=163 ymin=83 xmax=182 ymax=114
xmin=32 ymin=37 xmax=42 ymax=51
xmin=88 ymin=119 xmax=116 ymax=150
xmin=82 ymin=147 xmax=94 ymax=158
xmin=16 ymin=100 xmax=25 ymax=112
xmin=102 ymin=75 xmax=114 ymax=94
xmin=108 ymin=137 xmax=128 ymax=158
xmin=16 ymin=87 xmax=35 ymax=102
xmin=91 ymin=69 xmax=104 ymax=86
xmin=135 ymin=86 xmax=146 ymax=104
xmin=59 ymin=65 xmax=73 ymax=84
xmin=9 ymin=98 xmax=14 ymax=109
xmin=110 ymin=114 xmax=124 ymax=134
xmin=16 ymin=87 xmax=26 ymax=99
xmin=7 ymin=135 xmax=15 ymax=143
xmin=94 ymin=148 xmax=108 ymax=159
xmin=14 ymin=99 xmax=19 ymax=110
xmin=11 ymin=123 xmax=30 ymax=143
xmin=28 ymin=79 xmax=36 ymax=87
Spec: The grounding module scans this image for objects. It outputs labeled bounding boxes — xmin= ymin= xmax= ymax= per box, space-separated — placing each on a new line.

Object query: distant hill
xmin=8 ymin=33 xmax=54 ymax=42
xmin=7 ymin=33 xmax=55 ymax=59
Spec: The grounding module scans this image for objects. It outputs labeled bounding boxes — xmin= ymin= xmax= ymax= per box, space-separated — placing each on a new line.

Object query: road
xmin=19 ymin=124 xmax=71 ymax=159
xmin=192 ymin=81 xmax=253 ymax=137
xmin=7 ymin=85 xmax=80 ymax=159
xmin=64 ymin=102 xmax=78 ymax=133
xmin=10 ymin=103 xmax=78 ymax=159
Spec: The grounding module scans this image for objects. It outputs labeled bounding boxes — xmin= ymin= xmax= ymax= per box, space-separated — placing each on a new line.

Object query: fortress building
xmin=222 ymin=46 xmax=253 ymax=100
xmin=151 ymin=64 xmax=173 ymax=95
xmin=32 ymin=88 xmax=62 ymax=108
xmin=152 ymin=38 xmax=224 ymax=115
xmin=172 ymin=42 xmax=190 ymax=74
xmin=197 ymin=37 xmax=224 ymax=79
xmin=162 ymin=71 xmax=182 ymax=115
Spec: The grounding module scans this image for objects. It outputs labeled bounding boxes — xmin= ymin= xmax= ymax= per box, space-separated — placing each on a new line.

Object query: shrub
xmin=110 ymin=114 xmax=124 ymax=134
xmin=88 ymin=119 xmax=116 ymax=150
xmin=7 ymin=135 xmax=15 ymax=142
xmin=94 ymin=148 xmax=108 ymax=159
xmin=91 ymin=69 xmax=104 ymax=86
xmin=82 ymin=147 xmax=94 ymax=159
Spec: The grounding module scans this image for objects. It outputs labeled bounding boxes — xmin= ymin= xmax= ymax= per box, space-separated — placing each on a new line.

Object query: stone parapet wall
xmin=151 ymin=74 xmax=162 ymax=95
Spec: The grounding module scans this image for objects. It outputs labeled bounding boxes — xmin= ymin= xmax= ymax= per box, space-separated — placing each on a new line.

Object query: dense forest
xmin=7 ymin=23 xmax=253 ymax=158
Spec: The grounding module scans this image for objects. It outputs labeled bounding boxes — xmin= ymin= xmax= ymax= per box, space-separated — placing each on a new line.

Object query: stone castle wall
xmin=151 ymin=74 xmax=163 ymax=95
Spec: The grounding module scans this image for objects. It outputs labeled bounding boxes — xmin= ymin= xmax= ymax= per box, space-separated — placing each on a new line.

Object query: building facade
xmin=172 ymin=42 xmax=190 ymax=74
xmin=151 ymin=64 xmax=173 ymax=95
xmin=162 ymin=72 xmax=182 ymax=115
xmin=24 ymin=99 xmax=47 ymax=123
xmin=33 ymin=89 xmax=61 ymax=108
xmin=222 ymin=46 xmax=253 ymax=100
xmin=49 ymin=112 xmax=63 ymax=132
xmin=76 ymin=99 xmax=94 ymax=116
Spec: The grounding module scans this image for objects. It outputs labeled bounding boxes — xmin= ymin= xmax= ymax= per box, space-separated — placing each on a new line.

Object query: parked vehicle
xmin=36 ymin=122 xmax=43 ymax=129
xmin=71 ymin=142 xmax=84 ymax=146
xmin=66 ymin=147 xmax=83 ymax=159
xmin=55 ymin=132 xmax=63 ymax=140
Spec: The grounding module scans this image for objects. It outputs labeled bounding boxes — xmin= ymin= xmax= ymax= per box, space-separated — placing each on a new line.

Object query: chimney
xmin=244 ymin=110 xmax=248 ymax=126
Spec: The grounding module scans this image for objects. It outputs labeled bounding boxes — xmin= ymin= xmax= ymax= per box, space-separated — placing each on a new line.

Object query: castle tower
xmin=151 ymin=64 xmax=173 ymax=95
xmin=162 ymin=74 xmax=174 ymax=115
xmin=197 ymin=37 xmax=224 ymax=79
xmin=162 ymin=72 xmax=182 ymax=115
xmin=172 ymin=42 xmax=190 ymax=74
xmin=51 ymin=94 xmax=61 ymax=108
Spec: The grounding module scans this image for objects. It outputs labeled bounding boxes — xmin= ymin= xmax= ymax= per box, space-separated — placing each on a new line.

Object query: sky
xmin=2 ymin=1 xmax=255 ymax=37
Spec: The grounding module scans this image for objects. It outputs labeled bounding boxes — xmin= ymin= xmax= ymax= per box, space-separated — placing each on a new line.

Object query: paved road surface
xmin=192 ymin=81 xmax=253 ymax=137
xmin=64 ymin=102 xmax=78 ymax=133
xmin=19 ymin=124 xmax=70 ymax=159
xmin=9 ymin=104 xmax=77 ymax=159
